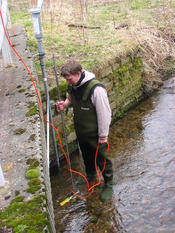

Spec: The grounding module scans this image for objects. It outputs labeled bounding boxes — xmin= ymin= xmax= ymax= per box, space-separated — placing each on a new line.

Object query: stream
xmin=51 ymin=77 xmax=175 ymax=233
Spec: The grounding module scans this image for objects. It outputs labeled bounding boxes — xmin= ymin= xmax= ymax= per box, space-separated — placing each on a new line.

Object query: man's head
xmin=61 ymin=59 xmax=82 ymax=85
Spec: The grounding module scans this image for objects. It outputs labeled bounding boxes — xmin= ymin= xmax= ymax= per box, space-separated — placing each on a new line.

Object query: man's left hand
xmin=98 ymin=137 xmax=108 ymax=144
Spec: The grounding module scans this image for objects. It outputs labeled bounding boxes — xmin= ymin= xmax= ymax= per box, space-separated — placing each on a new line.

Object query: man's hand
xmin=56 ymin=101 xmax=65 ymax=111
xmin=98 ymin=137 xmax=108 ymax=144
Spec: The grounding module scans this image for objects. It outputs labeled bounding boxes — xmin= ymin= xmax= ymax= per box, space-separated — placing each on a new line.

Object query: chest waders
xmin=69 ymin=79 xmax=113 ymax=196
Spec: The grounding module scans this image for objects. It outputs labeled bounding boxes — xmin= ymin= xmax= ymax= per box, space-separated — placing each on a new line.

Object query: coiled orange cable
xmin=0 ymin=10 xmax=109 ymax=199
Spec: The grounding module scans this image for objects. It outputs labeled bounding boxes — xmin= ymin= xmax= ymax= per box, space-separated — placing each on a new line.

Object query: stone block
xmin=110 ymin=101 xmax=116 ymax=110
xmin=100 ymin=66 xmax=113 ymax=78
xmin=103 ymin=80 xmax=113 ymax=92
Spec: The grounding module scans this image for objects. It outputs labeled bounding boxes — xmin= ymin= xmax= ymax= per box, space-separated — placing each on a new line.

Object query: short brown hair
xmin=61 ymin=59 xmax=82 ymax=78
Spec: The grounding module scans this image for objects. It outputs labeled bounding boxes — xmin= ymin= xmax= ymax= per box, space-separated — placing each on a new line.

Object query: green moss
xmin=26 ymin=158 xmax=41 ymax=193
xmin=18 ymin=88 xmax=26 ymax=93
xmin=113 ymin=57 xmax=142 ymax=83
xmin=49 ymin=80 xmax=68 ymax=101
xmin=35 ymin=61 xmax=41 ymax=73
xmin=15 ymin=190 xmax=20 ymax=196
xmin=111 ymin=55 xmax=143 ymax=121
xmin=26 ymin=106 xmax=38 ymax=117
xmin=11 ymin=196 xmax=25 ymax=203
xmin=27 ymin=178 xmax=41 ymax=194
xmin=91 ymin=215 xmax=98 ymax=223
xmin=59 ymin=80 xmax=68 ymax=97
xmin=0 ymin=195 xmax=49 ymax=232
xmin=13 ymin=128 xmax=26 ymax=135
xmin=26 ymin=168 xmax=40 ymax=179
xmin=28 ymin=178 xmax=41 ymax=186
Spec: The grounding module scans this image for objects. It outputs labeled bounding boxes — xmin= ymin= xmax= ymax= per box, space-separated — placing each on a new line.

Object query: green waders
xmin=78 ymin=136 xmax=113 ymax=202
xmin=70 ymin=79 xmax=113 ymax=202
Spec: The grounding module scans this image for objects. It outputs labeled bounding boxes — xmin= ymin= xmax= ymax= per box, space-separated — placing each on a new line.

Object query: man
xmin=56 ymin=59 xmax=113 ymax=202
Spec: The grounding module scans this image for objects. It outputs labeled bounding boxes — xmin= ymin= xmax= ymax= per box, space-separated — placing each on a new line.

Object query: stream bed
xmin=51 ymin=77 xmax=175 ymax=233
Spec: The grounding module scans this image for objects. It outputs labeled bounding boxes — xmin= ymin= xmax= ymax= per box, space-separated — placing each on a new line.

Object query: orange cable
xmin=0 ymin=10 xmax=109 ymax=199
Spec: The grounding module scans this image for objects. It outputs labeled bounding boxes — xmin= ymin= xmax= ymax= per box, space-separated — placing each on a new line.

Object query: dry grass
xmin=129 ymin=19 xmax=175 ymax=78
xmin=9 ymin=0 xmax=175 ymax=81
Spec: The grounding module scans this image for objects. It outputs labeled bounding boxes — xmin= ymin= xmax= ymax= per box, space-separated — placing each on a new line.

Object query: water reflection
xmin=51 ymin=77 xmax=175 ymax=233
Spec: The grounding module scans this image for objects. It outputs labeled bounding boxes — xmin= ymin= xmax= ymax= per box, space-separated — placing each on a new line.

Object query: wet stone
xmin=90 ymin=215 xmax=98 ymax=223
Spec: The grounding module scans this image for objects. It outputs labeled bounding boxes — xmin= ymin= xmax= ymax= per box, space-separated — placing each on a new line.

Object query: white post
xmin=0 ymin=164 xmax=5 ymax=187
xmin=2 ymin=34 xmax=13 ymax=66
xmin=0 ymin=0 xmax=13 ymax=68
xmin=37 ymin=0 xmax=43 ymax=10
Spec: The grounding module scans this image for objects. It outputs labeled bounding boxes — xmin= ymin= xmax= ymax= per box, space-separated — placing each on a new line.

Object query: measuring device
xmin=60 ymin=191 xmax=79 ymax=206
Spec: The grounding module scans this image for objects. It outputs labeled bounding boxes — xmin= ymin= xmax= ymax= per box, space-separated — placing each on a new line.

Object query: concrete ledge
xmin=0 ymin=24 xmax=55 ymax=233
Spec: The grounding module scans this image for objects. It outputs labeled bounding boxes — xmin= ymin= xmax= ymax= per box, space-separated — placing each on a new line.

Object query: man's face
xmin=65 ymin=72 xmax=81 ymax=85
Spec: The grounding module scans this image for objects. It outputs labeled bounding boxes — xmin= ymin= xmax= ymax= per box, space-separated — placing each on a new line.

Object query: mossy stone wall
xmin=97 ymin=54 xmax=143 ymax=120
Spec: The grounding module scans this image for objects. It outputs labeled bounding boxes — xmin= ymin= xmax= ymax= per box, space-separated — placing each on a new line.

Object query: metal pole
xmin=37 ymin=37 xmax=60 ymax=169
xmin=30 ymin=9 xmax=60 ymax=169
xmin=46 ymin=92 xmax=50 ymax=168
xmin=53 ymin=54 xmax=75 ymax=189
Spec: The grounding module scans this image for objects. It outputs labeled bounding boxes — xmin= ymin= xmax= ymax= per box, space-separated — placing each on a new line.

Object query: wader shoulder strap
xmin=82 ymin=79 xmax=104 ymax=101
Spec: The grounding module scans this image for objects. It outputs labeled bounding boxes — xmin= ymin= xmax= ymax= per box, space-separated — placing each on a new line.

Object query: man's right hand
xmin=56 ymin=101 xmax=65 ymax=111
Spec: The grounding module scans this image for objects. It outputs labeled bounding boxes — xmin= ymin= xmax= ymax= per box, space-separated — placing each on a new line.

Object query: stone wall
xmin=94 ymin=49 xmax=143 ymax=121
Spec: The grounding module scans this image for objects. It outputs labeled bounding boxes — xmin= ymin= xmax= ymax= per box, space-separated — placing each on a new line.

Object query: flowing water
xmin=51 ymin=77 xmax=175 ymax=233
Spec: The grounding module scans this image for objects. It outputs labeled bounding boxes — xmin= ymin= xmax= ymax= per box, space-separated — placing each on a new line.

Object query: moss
xmin=0 ymin=195 xmax=49 ymax=233
xmin=27 ymin=178 xmax=41 ymax=194
xmin=26 ymin=168 xmax=40 ymax=179
xmin=11 ymin=196 xmax=25 ymax=203
xmin=18 ymin=88 xmax=26 ymax=93
xmin=29 ymin=178 xmax=40 ymax=186
xmin=91 ymin=215 xmax=98 ymax=223
xmin=111 ymin=55 xmax=143 ymax=121
xmin=49 ymin=80 xmax=68 ymax=101
xmin=13 ymin=128 xmax=26 ymax=135
xmin=15 ymin=190 xmax=20 ymax=196
xmin=26 ymin=159 xmax=39 ymax=169
xmin=113 ymin=57 xmax=142 ymax=85
xmin=26 ymin=106 xmax=38 ymax=117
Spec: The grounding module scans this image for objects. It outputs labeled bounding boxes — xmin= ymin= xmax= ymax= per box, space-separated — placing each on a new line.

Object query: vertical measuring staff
xmin=30 ymin=8 xmax=60 ymax=169
xmin=53 ymin=55 xmax=75 ymax=189
xmin=0 ymin=163 xmax=5 ymax=187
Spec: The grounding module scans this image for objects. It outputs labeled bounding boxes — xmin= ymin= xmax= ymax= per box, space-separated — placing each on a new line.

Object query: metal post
xmin=53 ymin=55 xmax=75 ymax=189
xmin=47 ymin=91 xmax=50 ymax=168
xmin=30 ymin=8 xmax=60 ymax=169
